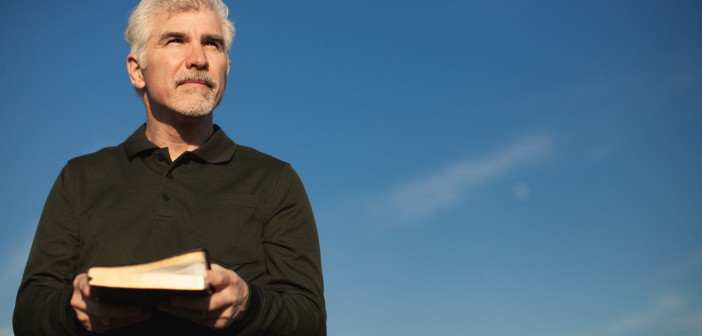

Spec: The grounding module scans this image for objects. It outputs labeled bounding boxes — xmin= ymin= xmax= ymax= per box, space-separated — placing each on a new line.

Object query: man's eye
xmin=167 ymin=39 xmax=183 ymax=44
xmin=204 ymin=41 xmax=222 ymax=49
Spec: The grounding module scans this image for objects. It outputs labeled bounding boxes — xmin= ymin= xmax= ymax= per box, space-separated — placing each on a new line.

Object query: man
xmin=13 ymin=0 xmax=326 ymax=335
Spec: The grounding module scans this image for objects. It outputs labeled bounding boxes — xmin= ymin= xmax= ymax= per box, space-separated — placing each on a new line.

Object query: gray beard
xmin=170 ymin=71 xmax=218 ymax=117
xmin=171 ymin=89 xmax=216 ymax=118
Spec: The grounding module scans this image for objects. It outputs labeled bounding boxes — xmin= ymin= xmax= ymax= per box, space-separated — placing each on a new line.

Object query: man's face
xmin=135 ymin=9 xmax=230 ymax=118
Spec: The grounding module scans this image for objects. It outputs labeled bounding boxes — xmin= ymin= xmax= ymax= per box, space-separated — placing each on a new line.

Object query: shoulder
xmin=233 ymin=144 xmax=290 ymax=169
xmin=230 ymin=145 xmax=305 ymax=188
xmin=61 ymin=145 xmax=127 ymax=180
xmin=66 ymin=145 xmax=125 ymax=168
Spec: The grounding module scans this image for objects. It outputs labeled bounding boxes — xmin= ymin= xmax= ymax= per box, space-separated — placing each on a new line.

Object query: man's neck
xmin=144 ymin=114 xmax=214 ymax=161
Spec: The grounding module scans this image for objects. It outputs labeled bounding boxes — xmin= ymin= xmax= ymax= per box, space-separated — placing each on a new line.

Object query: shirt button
xmin=162 ymin=194 xmax=170 ymax=201
xmin=166 ymin=172 xmax=173 ymax=179
xmin=157 ymin=153 xmax=165 ymax=161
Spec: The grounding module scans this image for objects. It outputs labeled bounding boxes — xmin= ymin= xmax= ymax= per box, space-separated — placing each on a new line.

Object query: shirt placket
xmin=154 ymin=150 xmax=193 ymax=218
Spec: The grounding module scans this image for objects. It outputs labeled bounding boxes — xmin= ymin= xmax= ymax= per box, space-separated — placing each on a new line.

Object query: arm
xmin=13 ymin=167 xmax=86 ymax=335
xmin=241 ymin=164 xmax=326 ymax=334
xmin=14 ymin=166 xmax=152 ymax=336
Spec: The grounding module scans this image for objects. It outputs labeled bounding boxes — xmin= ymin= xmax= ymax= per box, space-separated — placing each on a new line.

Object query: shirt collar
xmin=192 ymin=125 xmax=237 ymax=164
xmin=123 ymin=124 xmax=157 ymax=159
xmin=122 ymin=124 xmax=237 ymax=164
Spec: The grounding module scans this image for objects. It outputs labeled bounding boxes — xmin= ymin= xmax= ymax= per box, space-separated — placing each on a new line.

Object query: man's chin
xmin=173 ymin=107 xmax=214 ymax=118
xmin=170 ymin=97 xmax=216 ymax=118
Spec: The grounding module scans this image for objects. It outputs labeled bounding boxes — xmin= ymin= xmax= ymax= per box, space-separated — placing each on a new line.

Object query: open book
xmin=88 ymin=249 xmax=211 ymax=303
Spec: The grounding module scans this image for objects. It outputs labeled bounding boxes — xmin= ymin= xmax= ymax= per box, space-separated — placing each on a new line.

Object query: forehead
xmin=150 ymin=8 xmax=223 ymax=37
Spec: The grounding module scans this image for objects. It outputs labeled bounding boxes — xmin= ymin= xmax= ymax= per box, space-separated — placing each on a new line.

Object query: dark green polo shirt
xmin=14 ymin=125 xmax=326 ymax=335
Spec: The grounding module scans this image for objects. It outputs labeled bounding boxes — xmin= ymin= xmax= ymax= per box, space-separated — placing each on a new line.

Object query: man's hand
xmin=158 ymin=264 xmax=250 ymax=329
xmin=70 ymin=274 xmax=152 ymax=333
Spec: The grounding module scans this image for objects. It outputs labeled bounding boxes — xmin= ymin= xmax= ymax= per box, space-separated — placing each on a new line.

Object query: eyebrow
xmin=157 ymin=31 xmax=186 ymax=43
xmin=157 ymin=32 xmax=225 ymax=46
xmin=202 ymin=34 xmax=225 ymax=45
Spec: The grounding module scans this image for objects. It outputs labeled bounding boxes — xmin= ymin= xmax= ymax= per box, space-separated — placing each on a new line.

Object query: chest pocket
xmin=195 ymin=193 xmax=266 ymax=273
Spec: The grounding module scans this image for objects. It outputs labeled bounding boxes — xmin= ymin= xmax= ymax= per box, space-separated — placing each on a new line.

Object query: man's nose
xmin=186 ymin=44 xmax=209 ymax=70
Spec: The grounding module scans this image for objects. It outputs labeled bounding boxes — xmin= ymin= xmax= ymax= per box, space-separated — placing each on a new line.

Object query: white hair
xmin=125 ymin=0 xmax=236 ymax=68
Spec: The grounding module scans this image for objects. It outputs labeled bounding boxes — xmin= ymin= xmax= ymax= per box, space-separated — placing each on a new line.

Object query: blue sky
xmin=1 ymin=1 xmax=701 ymax=335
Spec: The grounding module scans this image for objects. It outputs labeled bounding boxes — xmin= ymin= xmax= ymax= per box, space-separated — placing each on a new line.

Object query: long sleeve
xmin=14 ymin=166 xmax=86 ymax=336
xmin=232 ymin=164 xmax=326 ymax=335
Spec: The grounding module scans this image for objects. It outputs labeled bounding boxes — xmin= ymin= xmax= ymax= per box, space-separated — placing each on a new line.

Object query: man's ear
xmin=227 ymin=59 xmax=231 ymax=76
xmin=127 ymin=53 xmax=146 ymax=89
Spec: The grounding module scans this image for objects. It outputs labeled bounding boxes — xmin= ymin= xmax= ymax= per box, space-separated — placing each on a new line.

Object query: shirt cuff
xmin=60 ymin=285 xmax=89 ymax=336
xmin=230 ymin=282 xmax=263 ymax=334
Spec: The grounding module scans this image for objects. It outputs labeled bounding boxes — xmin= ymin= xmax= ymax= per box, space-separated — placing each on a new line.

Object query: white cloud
xmin=513 ymin=183 xmax=530 ymax=200
xmin=599 ymin=291 xmax=684 ymax=335
xmin=365 ymin=133 xmax=553 ymax=225
xmin=594 ymin=290 xmax=702 ymax=336
xmin=591 ymin=250 xmax=702 ymax=336
xmin=670 ymin=309 xmax=702 ymax=331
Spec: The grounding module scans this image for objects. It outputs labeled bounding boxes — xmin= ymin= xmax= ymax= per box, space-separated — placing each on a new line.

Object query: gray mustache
xmin=174 ymin=71 xmax=216 ymax=89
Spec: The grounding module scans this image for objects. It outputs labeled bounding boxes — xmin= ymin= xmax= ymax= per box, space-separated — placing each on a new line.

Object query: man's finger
xmin=73 ymin=273 xmax=92 ymax=297
xmin=207 ymin=264 xmax=232 ymax=291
